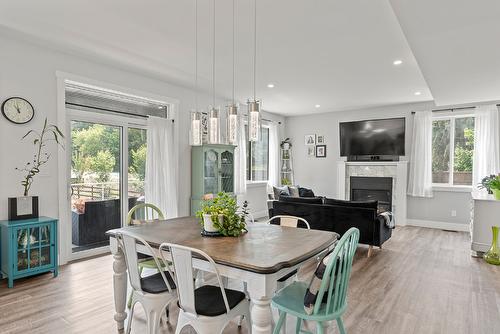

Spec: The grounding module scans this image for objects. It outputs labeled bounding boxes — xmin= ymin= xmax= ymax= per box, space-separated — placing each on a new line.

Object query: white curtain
xmin=473 ymin=105 xmax=500 ymax=187
xmin=267 ymin=122 xmax=279 ymax=188
xmin=408 ymin=110 xmax=433 ymax=197
xmin=234 ymin=115 xmax=247 ymax=195
xmin=145 ymin=116 xmax=178 ymax=218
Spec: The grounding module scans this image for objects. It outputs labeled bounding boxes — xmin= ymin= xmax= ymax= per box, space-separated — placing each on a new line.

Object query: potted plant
xmin=196 ymin=192 xmax=248 ymax=236
xmin=489 ymin=175 xmax=500 ymax=200
xmin=9 ymin=118 xmax=64 ymax=220
xmin=281 ymin=178 xmax=291 ymax=186
xmin=280 ymin=138 xmax=292 ymax=150
xmin=479 ymin=174 xmax=496 ymax=194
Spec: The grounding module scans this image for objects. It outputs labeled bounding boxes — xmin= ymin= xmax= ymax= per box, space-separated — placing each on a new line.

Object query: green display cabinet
xmin=0 ymin=216 xmax=58 ymax=288
xmin=191 ymin=144 xmax=236 ymax=215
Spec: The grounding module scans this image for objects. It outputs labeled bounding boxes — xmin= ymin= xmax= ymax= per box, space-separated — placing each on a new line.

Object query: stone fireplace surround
xmin=336 ymin=161 xmax=408 ymax=226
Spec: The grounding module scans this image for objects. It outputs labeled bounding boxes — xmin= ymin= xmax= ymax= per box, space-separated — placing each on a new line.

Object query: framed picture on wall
xmin=316 ymin=145 xmax=326 ymax=158
xmin=305 ymin=134 xmax=316 ymax=145
xmin=317 ymin=135 xmax=325 ymax=144
xmin=307 ymin=146 xmax=315 ymax=157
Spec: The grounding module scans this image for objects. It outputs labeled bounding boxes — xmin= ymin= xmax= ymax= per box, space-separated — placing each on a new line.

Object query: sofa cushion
xmin=273 ymin=186 xmax=290 ymax=200
xmin=288 ymin=185 xmax=300 ymax=197
xmin=298 ymin=187 xmax=315 ymax=197
xmin=279 ymin=196 xmax=323 ymax=205
xmin=324 ymin=198 xmax=378 ymax=211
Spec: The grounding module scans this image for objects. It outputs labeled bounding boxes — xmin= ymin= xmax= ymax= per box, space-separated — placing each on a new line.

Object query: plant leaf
xmin=22 ymin=130 xmax=34 ymax=139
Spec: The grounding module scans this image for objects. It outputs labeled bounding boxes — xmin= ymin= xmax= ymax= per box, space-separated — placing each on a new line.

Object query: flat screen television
xmin=339 ymin=117 xmax=405 ymax=158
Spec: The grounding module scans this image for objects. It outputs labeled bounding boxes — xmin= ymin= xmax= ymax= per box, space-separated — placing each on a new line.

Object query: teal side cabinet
xmin=0 ymin=216 xmax=58 ymax=288
xmin=191 ymin=144 xmax=236 ymax=215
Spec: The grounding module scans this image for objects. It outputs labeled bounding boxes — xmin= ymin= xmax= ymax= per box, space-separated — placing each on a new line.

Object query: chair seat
xmin=194 ymin=285 xmax=246 ymax=317
xmin=272 ymin=281 xmax=339 ymax=320
xmin=277 ymin=269 xmax=298 ymax=282
xmin=140 ymin=271 xmax=176 ymax=294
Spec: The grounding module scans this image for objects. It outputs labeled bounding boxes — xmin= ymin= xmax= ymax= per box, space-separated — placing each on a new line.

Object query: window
xmin=246 ymin=126 xmax=270 ymax=181
xmin=432 ymin=116 xmax=475 ymax=186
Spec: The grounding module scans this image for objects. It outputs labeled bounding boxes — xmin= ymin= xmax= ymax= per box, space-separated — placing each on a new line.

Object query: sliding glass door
xmin=68 ymin=110 xmax=146 ymax=258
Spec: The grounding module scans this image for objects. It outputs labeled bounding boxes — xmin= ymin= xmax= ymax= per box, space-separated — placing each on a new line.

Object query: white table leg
xmin=110 ymin=238 xmax=127 ymax=330
xmin=251 ymin=297 xmax=273 ymax=334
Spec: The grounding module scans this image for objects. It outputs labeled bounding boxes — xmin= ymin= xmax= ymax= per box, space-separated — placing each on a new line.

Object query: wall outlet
xmin=451 ymin=210 xmax=457 ymax=217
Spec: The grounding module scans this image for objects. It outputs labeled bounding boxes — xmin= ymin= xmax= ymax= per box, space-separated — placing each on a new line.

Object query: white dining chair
xmin=116 ymin=230 xmax=177 ymax=334
xmin=159 ymin=243 xmax=251 ymax=334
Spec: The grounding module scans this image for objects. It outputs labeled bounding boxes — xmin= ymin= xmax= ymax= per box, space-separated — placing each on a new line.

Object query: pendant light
xmin=208 ymin=0 xmax=220 ymax=144
xmin=247 ymin=0 xmax=261 ymax=142
xmin=190 ymin=0 xmax=202 ymax=146
xmin=226 ymin=0 xmax=238 ymax=145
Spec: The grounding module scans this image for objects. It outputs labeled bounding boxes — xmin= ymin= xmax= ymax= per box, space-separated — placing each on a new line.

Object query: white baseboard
xmin=405 ymin=219 xmax=469 ymax=232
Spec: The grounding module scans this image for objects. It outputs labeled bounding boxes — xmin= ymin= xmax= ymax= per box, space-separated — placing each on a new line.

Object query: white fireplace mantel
xmin=336 ymin=161 xmax=408 ymax=226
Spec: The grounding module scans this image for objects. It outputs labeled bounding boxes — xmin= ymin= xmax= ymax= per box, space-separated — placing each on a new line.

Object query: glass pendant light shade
xmin=208 ymin=107 xmax=220 ymax=144
xmin=190 ymin=110 xmax=202 ymax=146
xmin=247 ymin=100 xmax=260 ymax=142
xmin=226 ymin=103 xmax=239 ymax=145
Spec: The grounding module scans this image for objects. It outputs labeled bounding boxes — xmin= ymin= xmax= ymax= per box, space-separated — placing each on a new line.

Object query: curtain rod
xmin=65 ymin=102 xmax=173 ymax=122
xmin=412 ymin=104 xmax=500 ymax=115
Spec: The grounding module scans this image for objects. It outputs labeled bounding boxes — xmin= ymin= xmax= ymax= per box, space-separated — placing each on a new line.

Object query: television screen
xmin=340 ymin=117 xmax=405 ymax=156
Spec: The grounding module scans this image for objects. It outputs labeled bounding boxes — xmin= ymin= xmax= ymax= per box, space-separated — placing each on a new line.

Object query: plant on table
xmin=196 ymin=192 xmax=248 ymax=236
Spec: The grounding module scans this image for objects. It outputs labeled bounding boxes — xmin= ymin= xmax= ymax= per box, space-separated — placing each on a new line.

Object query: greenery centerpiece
xmin=488 ymin=175 xmax=500 ymax=200
xmin=479 ymin=174 xmax=497 ymax=194
xmin=196 ymin=192 xmax=248 ymax=237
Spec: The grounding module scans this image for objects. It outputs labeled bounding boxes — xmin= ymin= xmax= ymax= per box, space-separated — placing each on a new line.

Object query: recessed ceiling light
xmin=414 ymin=91 xmax=422 ymax=96
xmin=393 ymin=59 xmax=403 ymax=66
xmin=267 ymin=83 xmax=275 ymax=88
xmin=315 ymin=104 xmax=321 ymax=108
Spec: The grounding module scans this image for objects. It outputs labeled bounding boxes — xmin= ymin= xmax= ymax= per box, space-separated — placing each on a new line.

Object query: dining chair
xmin=126 ymin=203 xmax=167 ymax=308
xmin=271 ymin=227 xmax=360 ymax=334
xmin=159 ymin=243 xmax=251 ymax=334
xmin=116 ymin=230 xmax=177 ymax=334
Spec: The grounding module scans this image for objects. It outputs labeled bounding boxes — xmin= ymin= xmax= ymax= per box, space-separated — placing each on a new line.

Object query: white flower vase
xmin=203 ymin=214 xmax=223 ymax=232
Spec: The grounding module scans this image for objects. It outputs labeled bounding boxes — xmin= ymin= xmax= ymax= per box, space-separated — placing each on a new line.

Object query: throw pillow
xmin=279 ymin=196 xmax=323 ymax=205
xmin=323 ymin=198 xmax=378 ymax=210
xmin=273 ymin=186 xmax=290 ymax=200
xmin=298 ymin=187 xmax=315 ymax=197
xmin=303 ymin=249 xmax=338 ymax=315
xmin=288 ymin=185 xmax=300 ymax=197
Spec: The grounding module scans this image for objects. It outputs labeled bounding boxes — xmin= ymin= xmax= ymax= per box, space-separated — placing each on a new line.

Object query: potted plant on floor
xmin=9 ymin=118 xmax=64 ymax=220
xmin=196 ymin=192 xmax=248 ymax=236
xmin=489 ymin=174 xmax=500 ymax=200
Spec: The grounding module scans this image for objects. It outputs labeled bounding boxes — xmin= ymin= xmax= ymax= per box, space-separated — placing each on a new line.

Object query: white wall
xmin=284 ymin=101 xmax=486 ymax=226
xmin=0 ymin=32 xmax=283 ymax=223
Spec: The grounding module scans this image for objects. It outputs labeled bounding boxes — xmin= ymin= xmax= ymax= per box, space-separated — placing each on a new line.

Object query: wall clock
xmin=2 ymin=97 xmax=35 ymax=124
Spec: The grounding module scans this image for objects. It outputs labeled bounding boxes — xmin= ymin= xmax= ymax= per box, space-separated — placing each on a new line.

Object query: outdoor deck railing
xmin=71 ymin=182 xmax=143 ymax=200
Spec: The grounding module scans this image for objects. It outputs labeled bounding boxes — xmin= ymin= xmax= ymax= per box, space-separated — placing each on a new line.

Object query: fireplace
xmin=350 ymin=176 xmax=393 ymax=213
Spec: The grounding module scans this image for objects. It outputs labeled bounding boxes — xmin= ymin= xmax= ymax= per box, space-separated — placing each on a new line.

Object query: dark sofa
xmin=269 ymin=196 xmax=392 ymax=253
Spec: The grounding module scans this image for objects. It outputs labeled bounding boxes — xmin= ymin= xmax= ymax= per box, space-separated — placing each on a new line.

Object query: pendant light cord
xmin=253 ymin=0 xmax=257 ymax=101
xmin=232 ymin=0 xmax=236 ymax=104
xmin=212 ymin=0 xmax=216 ymax=107
xmin=194 ymin=0 xmax=198 ymax=111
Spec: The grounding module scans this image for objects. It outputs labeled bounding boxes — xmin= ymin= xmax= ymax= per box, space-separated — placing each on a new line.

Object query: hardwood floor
xmin=0 ymin=226 xmax=499 ymax=333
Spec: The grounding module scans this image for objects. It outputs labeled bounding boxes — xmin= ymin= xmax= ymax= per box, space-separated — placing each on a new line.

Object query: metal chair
xmin=159 ymin=243 xmax=251 ymax=334
xmin=116 ymin=230 xmax=177 ymax=334
xmin=271 ymin=227 xmax=360 ymax=334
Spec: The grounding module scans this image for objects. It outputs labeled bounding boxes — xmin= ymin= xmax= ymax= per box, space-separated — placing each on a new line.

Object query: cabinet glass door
xmin=16 ymin=228 xmax=29 ymax=272
xmin=220 ymin=150 xmax=234 ymax=193
xmin=204 ymin=149 xmax=219 ymax=194
xmin=15 ymin=224 xmax=53 ymax=274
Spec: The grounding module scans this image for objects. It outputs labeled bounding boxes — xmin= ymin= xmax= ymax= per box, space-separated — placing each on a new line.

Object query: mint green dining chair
xmin=271 ymin=227 xmax=360 ymax=334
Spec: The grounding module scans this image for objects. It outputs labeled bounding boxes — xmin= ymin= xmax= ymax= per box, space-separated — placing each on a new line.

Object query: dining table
xmin=107 ymin=216 xmax=339 ymax=334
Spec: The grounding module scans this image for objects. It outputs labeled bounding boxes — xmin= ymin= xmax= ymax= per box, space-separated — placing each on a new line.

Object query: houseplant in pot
xmin=196 ymin=192 xmax=248 ymax=236
xmin=478 ymin=174 xmax=496 ymax=194
xmin=488 ymin=174 xmax=500 ymax=200
xmin=9 ymin=118 xmax=64 ymax=220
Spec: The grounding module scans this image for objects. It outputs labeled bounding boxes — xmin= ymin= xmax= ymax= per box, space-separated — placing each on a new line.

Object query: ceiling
xmin=0 ymin=1 xmax=498 ymax=116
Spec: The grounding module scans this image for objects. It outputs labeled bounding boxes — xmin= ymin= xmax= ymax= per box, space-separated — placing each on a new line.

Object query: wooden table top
xmin=107 ymin=216 xmax=338 ymax=274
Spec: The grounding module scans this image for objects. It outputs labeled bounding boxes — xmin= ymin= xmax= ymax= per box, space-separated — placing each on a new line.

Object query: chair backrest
xmin=313 ymin=227 xmax=359 ymax=316
xmin=266 ymin=215 xmax=310 ymax=229
xmin=127 ymin=203 xmax=164 ymax=226
xmin=115 ymin=230 xmax=174 ymax=293
xmin=159 ymin=243 xmax=230 ymax=316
